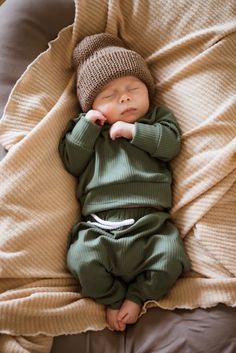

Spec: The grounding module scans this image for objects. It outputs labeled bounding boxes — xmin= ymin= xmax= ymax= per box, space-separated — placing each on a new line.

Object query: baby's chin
xmin=121 ymin=111 xmax=145 ymax=123
xmin=123 ymin=112 xmax=145 ymax=123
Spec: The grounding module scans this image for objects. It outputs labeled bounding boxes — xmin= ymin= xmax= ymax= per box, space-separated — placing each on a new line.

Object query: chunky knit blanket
xmin=0 ymin=1 xmax=236 ymax=352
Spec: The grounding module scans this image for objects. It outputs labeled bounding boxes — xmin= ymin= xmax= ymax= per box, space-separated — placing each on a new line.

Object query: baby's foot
xmin=106 ymin=307 xmax=126 ymax=331
xmin=117 ymin=299 xmax=141 ymax=325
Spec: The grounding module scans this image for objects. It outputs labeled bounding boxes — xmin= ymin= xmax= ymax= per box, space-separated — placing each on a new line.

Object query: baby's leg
xmin=67 ymin=234 xmax=127 ymax=330
xmin=72 ymin=256 xmax=127 ymax=330
xmin=122 ymin=265 xmax=184 ymax=328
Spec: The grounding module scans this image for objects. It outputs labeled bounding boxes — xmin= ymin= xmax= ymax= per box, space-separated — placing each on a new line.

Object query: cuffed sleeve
xmin=131 ymin=122 xmax=162 ymax=155
xmin=59 ymin=115 xmax=102 ymax=176
xmin=131 ymin=106 xmax=181 ymax=161
xmin=67 ymin=116 xmax=102 ymax=150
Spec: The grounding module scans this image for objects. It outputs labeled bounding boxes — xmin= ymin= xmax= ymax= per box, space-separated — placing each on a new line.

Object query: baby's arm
xmin=131 ymin=107 xmax=181 ymax=161
xmin=59 ymin=112 xmax=102 ymax=176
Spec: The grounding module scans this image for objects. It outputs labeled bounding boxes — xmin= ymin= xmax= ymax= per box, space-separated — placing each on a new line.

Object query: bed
xmin=0 ymin=1 xmax=236 ymax=352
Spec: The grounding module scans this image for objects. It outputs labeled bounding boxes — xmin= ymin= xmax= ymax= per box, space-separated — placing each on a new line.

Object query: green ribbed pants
xmin=67 ymin=208 xmax=191 ymax=309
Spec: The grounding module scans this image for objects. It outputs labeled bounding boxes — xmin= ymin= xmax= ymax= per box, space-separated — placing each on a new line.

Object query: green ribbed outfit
xmin=59 ymin=106 xmax=191 ymax=309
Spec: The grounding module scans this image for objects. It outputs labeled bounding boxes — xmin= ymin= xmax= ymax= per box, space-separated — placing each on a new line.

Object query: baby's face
xmin=92 ymin=76 xmax=150 ymax=125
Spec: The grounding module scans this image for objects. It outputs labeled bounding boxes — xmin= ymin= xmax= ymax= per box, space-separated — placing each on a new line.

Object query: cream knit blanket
xmin=0 ymin=1 xmax=236 ymax=352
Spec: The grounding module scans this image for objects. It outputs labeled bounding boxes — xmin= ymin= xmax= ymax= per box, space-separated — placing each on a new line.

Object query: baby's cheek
xmin=104 ymin=107 xmax=119 ymax=124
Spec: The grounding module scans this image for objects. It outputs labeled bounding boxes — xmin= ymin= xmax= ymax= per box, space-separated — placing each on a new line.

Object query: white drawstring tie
xmin=87 ymin=213 xmax=135 ymax=230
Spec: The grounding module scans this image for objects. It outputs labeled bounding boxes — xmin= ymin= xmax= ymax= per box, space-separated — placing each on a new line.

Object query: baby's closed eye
xmin=128 ymin=86 xmax=140 ymax=91
xmin=103 ymin=92 xmax=115 ymax=99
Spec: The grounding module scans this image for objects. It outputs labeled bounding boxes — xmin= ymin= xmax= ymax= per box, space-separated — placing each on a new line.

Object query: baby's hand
xmin=109 ymin=121 xmax=135 ymax=140
xmin=85 ymin=110 xmax=107 ymax=126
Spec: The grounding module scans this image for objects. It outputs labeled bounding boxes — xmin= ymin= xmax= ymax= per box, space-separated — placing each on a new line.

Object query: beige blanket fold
xmin=0 ymin=1 xmax=236 ymax=352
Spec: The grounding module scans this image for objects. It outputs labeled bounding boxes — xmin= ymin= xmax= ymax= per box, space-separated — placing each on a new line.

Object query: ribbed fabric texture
xmin=67 ymin=208 xmax=190 ymax=309
xmin=0 ymin=1 xmax=236 ymax=352
xmin=59 ymin=106 xmax=179 ymax=215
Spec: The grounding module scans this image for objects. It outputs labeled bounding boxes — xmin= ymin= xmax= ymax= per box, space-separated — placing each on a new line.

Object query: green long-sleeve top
xmin=59 ymin=106 xmax=181 ymax=216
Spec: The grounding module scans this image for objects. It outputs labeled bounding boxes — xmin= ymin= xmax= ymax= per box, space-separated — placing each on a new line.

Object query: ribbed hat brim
xmin=73 ymin=33 xmax=155 ymax=111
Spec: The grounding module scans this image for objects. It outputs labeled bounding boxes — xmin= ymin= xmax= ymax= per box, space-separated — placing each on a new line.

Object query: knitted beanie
xmin=73 ymin=33 xmax=155 ymax=112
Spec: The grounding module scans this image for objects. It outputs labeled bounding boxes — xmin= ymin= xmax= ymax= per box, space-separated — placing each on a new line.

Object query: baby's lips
xmin=121 ymin=107 xmax=136 ymax=115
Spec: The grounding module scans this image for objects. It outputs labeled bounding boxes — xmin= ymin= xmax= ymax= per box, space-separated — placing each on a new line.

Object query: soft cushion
xmin=0 ymin=0 xmax=74 ymax=160
xmin=0 ymin=0 xmax=74 ymax=119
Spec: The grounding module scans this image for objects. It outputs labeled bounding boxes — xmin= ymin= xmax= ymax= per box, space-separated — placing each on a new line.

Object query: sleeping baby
xmin=59 ymin=33 xmax=190 ymax=331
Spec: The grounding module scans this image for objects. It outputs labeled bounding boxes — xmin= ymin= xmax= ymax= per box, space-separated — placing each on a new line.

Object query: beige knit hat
xmin=73 ymin=33 xmax=155 ymax=112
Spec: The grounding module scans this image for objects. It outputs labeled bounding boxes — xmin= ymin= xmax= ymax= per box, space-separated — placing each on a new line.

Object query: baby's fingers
xmin=95 ymin=115 xmax=107 ymax=126
xmin=109 ymin=125 xmax=121 ymax=140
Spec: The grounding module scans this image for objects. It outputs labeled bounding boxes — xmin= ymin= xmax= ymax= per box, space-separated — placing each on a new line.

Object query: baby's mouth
xmin=121 ymin=108 xmax=137 ymax=115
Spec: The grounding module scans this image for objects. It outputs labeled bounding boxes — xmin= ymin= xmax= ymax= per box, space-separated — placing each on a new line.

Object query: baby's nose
xmin=119 ymin=94 xmax=131 ymax=103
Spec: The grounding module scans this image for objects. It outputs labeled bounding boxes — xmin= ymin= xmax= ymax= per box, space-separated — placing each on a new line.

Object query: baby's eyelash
xmin=103 ymin=93 xmax=114 ymax=99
